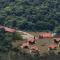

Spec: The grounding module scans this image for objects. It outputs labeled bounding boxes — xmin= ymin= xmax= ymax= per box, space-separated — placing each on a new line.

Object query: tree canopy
xmin=0 ymin=0 xmax=60 ymax=32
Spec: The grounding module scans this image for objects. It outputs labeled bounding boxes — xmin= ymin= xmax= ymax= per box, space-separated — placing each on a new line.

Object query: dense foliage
xmin=0 ymin=0 xmax=60 ymax=32
xmin=0 ymin=28 xmax=12 ymax=52
xmin=12 ymin=32 xmax=23 ymax=40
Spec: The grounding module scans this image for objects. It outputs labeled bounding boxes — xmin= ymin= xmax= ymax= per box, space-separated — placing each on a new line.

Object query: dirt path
xmin=17 ymin=30 xmax=34 ymax=39
xmin=0 ymin=25 xmax=34 ymax=39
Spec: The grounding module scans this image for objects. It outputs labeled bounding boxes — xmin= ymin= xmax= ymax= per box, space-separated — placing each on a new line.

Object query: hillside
xmin=0 ymin=0 xmax=60 ymax=60
xmin=0 ymin=0 xmax=60 ymax=32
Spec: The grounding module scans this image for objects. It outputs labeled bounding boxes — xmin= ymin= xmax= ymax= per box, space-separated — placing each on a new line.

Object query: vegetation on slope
xmin=0 ymin=0 xmax=60 ymax=31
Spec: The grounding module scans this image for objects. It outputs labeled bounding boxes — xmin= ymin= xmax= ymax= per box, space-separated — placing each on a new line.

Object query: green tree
xmin=12 ymin=32 xmax=23 ymax=41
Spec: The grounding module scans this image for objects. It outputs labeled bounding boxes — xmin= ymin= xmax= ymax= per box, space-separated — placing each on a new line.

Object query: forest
xmin=0 ymin=0 xmax=60 ymax=32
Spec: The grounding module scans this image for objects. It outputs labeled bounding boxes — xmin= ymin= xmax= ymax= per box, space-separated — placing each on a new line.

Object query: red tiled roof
xmin=53 ymin=38 xmax=60 ymax=41
xmin=39 ymin=32 xmax=52 ymax=38
xmin=48 ymin=44 xmax=57 ymax=49
xmin=31 ymin=46 xmax=39 ymax=51
xmin=28 ymin=38 xmax=35 ymax=43
xmin=21 ymin=42 xmax=29 ymax=48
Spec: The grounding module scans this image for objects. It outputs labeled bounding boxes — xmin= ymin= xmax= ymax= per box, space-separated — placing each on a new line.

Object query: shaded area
xmin=0 ymin=51 xmax=60 ymax=60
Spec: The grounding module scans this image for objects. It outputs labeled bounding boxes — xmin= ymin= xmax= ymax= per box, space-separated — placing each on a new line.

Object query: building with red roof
xmin=20 ymin=42 xmax=29 ymax=49
xmin=39 ymin=32 xmax=53 ymax=39
xmin=30 ymin=46 xmax=39 ymax=53
xmin=53 ymin=38 xmax=60 ymax=47
xmin=27 ymin=38 xmax=36 ymax=44
xmin=48 ymin=44 xmax=57 ymax=50
xmin=0 ymin=25 xmax=16 ymax=33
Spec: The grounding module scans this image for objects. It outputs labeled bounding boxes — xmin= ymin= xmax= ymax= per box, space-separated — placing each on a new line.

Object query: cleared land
xmin=13 ymin=31 xmax=60 ymax=54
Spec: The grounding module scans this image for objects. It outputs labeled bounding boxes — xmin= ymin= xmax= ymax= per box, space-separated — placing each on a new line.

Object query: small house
xmin=27 ymin=38 xmax=36 ymax=44
xmin=39 ymin=32 xmax=53 ymax=39
xmin=48 ymin=44 xmax=57 ymax=51
xmin=21 ymin=42 xmax=29 ymax=49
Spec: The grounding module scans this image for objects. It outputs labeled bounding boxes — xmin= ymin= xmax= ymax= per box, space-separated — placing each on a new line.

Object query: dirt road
xmin=17 ymin=30 xmax=34 ymax=39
